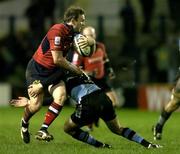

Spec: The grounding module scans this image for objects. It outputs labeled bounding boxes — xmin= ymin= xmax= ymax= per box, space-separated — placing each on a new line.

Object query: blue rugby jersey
xmin=71 ymin=83 xmax=100 ymax=103
xmin=64 ymin=74 xmax=101 ymax=103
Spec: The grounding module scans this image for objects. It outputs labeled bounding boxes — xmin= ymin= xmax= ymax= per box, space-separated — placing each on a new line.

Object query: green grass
xmin=0 ymin=106 xmax=180 ymax=154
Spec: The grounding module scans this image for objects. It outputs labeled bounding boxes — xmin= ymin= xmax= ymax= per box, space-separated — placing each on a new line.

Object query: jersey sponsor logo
xmin=54 ymin=36 xmax=61 ymax=45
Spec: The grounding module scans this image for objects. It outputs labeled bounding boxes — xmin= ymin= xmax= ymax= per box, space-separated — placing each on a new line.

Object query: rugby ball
xmin=74 ymin=34 xmax=94 ymax=57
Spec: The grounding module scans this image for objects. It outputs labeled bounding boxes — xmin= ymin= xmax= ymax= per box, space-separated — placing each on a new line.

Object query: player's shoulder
xmin=96 ymin=42 xmax=106 ymax=51
xmin=50 ymin=23 xmax=65 ymax=31
xmin=96 ymin=42 xmax=105 ymax=49
xmin=50 ymin=23 xmax=72 ymax=32
xmin=48 ymin=23 xmax=73 ymax=37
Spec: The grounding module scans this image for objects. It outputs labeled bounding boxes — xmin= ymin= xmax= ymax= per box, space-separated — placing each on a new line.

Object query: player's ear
xmin=71 ymin=18 xmax=77 ymax=25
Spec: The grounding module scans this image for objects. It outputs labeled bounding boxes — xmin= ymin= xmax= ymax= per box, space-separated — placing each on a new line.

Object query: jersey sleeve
xmin=47 ymin=28 xmax=64 ymax=51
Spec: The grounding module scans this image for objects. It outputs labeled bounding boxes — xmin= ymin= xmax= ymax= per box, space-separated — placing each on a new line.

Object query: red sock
xmin=41 ymin=102 xmax=63 ymax=130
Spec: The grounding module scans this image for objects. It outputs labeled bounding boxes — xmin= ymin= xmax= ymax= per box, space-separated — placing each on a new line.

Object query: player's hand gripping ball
xmin=74 ymin=34 xmax=94 ymax=57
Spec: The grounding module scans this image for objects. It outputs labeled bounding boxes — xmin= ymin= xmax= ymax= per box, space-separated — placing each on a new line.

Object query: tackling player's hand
xmin=28 ymin=81 xmax=43 ymax=97
xmin=9 ymin=97 xmax=29 ymax=107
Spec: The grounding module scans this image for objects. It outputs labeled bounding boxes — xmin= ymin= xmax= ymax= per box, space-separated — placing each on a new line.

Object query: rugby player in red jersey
xmin=15 ymin=6 xmax=95 ymax=143
xmin=72 ymin=26 xmax=119 ymax=130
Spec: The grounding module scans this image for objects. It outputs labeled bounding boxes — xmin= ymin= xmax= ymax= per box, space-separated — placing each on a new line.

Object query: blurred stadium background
xmin=0 ymin=0 xmax=179 ymax=111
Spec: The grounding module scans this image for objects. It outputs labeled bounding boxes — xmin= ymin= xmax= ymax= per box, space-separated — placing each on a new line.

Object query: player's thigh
xmin=48 ymin=81 xmax=67 ymax=105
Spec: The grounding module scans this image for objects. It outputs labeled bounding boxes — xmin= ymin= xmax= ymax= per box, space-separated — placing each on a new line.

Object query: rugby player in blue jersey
xmin=11 ymin=72 xmax=162 ymax=149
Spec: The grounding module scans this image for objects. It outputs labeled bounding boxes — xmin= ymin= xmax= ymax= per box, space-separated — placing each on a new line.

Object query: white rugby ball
xmin=74 ymin=34 xmax=94 ymax=57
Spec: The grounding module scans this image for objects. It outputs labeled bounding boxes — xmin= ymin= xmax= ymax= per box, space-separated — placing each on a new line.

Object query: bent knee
xmin=50 ymin=84 xmax=67 ymax=105
xmin=28 ymin=100 xmax=42 ymax=113
xmin=54 ymin=93 xmax=67 ymax=105
xmin=28 ymin=96 xmax=43 ymax=112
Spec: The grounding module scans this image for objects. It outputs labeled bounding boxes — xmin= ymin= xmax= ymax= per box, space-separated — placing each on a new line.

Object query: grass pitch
xmin=0 ymin=106 xmax=180 ymax=154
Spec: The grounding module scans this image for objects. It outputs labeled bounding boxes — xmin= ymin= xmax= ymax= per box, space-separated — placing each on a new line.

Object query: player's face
xmin=73 ymin=14 xmax=86 ymax=32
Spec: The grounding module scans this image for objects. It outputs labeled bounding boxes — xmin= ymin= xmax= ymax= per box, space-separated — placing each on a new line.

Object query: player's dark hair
xmin=63 ymin=6 xmax=85 ymax=22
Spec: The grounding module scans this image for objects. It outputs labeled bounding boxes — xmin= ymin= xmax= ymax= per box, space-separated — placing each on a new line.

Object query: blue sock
xmin=72 ymin=128 xmax=103 ymax=147
xmin=122 ymin=127 xmax=150 ymax=147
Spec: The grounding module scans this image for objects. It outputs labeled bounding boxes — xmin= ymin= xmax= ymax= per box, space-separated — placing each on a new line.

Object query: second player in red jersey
xmin=73 ymin=42 xmax=107 ymax=79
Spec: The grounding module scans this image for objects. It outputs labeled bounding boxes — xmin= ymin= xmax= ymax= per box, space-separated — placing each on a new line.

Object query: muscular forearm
xmin=57 ymin=58 xmax=83 ymax=75
xmin=51 ymin=50 xmax=83 ymax=76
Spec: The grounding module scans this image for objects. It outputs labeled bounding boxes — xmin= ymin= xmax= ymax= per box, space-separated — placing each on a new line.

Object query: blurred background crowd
xmin=0 ymin=0 xmax=179 ymax=106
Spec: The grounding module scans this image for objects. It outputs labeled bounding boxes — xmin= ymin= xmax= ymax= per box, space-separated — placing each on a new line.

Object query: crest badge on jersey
xmin=54 ymin=36 xmax=61 ymax=45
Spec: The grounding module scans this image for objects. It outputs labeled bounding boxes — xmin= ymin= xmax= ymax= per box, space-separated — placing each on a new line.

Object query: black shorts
xmin=71 ymin=90 xmax=116 ymax=127
xmin=91 ymin=77 xmax=112 ymax=92
xmin=25 ymin=59 xmax=64 ymax=88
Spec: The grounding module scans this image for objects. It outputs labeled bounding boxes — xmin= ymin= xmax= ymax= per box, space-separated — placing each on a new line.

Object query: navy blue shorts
xmin=25 ymin=59 xmax=64 ymax=88
xmin=71 ymin=90 xmax=116 ymax=127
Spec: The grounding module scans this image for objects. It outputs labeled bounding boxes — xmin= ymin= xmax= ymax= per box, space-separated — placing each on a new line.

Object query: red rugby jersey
xmin=33 ymin=23 xmax=74 ymax=69
xmin=72 ymin=42 xmax=108 ymax=79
